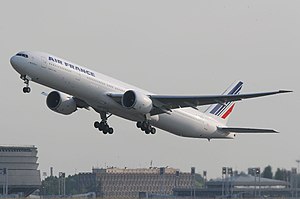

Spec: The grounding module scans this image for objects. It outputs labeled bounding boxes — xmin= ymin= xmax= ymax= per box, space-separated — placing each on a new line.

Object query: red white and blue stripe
xmin=208 ymin=81 xmax=243 ymax=119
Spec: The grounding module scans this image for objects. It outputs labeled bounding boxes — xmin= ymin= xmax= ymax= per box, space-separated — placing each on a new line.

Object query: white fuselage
xmin=10 ymin=51 xmax=234 ymax=139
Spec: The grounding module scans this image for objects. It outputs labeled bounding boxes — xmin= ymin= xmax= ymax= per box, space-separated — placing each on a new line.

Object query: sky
xmin=0 ymin=1 xmax=299 ymax=179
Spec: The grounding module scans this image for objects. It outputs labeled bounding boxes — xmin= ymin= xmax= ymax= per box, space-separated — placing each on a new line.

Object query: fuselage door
xmin=41 ymin=56 xmax=47 ymax=69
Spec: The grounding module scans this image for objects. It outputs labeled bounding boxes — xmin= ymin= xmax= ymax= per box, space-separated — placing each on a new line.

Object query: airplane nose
xmin=10 ymin=55 xmax=23 ymax=73
xmin=10 ymin=56 xmax=17 ymax=67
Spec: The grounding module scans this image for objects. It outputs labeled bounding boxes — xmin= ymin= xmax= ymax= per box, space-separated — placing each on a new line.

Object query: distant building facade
xmin=0 ymin=145 xmax=41 ymax=196
xmin=93 ymin=167 xmax=194 ymax=198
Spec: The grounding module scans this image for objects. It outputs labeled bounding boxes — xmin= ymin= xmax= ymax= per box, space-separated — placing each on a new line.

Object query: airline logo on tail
xmin=208 ymin=81 xmax=243 ymax=119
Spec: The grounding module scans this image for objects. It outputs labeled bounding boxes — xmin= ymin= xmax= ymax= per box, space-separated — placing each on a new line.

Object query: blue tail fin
xmin=205 ymin=81 xmax=243 ymax=124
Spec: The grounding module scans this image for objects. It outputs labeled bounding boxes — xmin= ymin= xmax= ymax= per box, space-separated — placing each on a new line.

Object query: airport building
xmin=93 ymin=167 xmax=196 ymax=198
xmin=0 ymin=145 xmax=41 ymax=197
xmin=174 ymin=173 xmax=296 ymax=198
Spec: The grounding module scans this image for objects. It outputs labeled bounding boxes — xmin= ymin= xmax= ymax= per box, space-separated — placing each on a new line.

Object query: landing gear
xmin=136 ymin=121 xmax=156 ymax=135
xmin=21 ymin=75 xmax=31 ymax=93
xmin=22 ymin=87 xmax=31 ymax=93
xmin=94 ymin=112 xmax=114 ymax=134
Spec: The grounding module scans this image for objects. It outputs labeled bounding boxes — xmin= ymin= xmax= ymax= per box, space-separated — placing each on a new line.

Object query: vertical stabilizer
xmin=205 ymin=81 xmax=243 ymax=124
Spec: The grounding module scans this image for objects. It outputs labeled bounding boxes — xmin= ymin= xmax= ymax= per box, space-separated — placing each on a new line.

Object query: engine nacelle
xmin=46 ymin=91 xmax=77 ymax=115
xmin=122 ymin=90 xmax=153 ymax=114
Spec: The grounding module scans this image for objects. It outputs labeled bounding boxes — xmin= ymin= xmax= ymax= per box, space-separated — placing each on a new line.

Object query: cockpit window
xmin=16 ymin=53 xmax=28 ymax=58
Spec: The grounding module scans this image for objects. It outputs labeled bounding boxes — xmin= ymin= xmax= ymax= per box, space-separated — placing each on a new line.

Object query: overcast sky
xmin=0 ymin=1 xmax=299 ymax=179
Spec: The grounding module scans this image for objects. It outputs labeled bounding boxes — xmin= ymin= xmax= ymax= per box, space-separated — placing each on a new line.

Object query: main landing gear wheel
xmin=137 ymin=121 xmax=156 ymax=135
xmin=21 ymin=75 xmax=31 ymax=93
xmin=94 ymin=112 xmax=114 ymax=135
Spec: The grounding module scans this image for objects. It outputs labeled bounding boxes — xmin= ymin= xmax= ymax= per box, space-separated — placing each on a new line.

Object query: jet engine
xmin=122 ymin=90 xmax=152 ymax=114
xmin=46 ymin=91 xmax=77 ymax=115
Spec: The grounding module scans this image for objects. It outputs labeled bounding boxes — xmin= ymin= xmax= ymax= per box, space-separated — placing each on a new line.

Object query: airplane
xmin=10 ymin=51 xmax=291 ymax=140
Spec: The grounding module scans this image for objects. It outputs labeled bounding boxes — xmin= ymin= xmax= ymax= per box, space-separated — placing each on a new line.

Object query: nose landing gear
xmin=23 ymin=87 xmax=31 ymax=93
xmin=21 ymin=75 xmax=31 ymax=93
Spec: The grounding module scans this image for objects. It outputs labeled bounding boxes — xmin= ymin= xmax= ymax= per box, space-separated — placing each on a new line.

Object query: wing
xmin=218 ymin=127 xmax=278 ymax=133
xmin=149 ymin=90 xmax=291 ymax=115
xmin=107 ymin=90 xmax=291 ymax=115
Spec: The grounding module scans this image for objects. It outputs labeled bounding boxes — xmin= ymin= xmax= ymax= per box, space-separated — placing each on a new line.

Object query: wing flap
xmin=218 ymin=127 xmax=278 ymax=133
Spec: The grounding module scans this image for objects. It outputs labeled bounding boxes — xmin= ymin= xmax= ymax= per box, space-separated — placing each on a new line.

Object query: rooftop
xmin=93 ymin=167 xmax=180 ymax=174
xmin=207 ymin=174 xmax=289 ymax=187
xmin=0 ymin=145 xmax=37 ymax=153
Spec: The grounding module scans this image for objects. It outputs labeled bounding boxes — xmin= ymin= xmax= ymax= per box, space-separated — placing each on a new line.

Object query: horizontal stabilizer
xmin=218 ymin=127 xmax=278 ymax=133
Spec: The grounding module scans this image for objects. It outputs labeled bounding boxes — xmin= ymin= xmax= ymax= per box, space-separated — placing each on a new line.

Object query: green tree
xmin=41 ymin=173 xmax=96 ymax=196
xmin=274 ymin=168 xmax=284 ymax=180
xmin=41 ymin=176 xmax=59 ymax=195
xmin=262 ymin=165 xmax=273 ymax=179
xmin=194 ymin=174 xmax=205 ymax=188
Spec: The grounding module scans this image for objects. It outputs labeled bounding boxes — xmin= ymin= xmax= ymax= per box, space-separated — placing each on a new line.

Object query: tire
xmin=23 ymin=87 xmax=27 ymax=93
xmin=145 ymin=130 xmax=150 ymax=134
xmin=94 ymin=121 xmax=100 ymax=128
xmin=104 ymin=125 xmax=110 ymax=132
xmin=108 ymin=128 xmax=114 ymax=134
xmin=151 ymin=128 xmax=156 ymax=134
xmin=98 ymin=122 xmax=105 ymax=131
xmin=23 ymin=87 xmax=31 ymax=93
xmin=136 ymin=121 xmax=142 ymax=128
xmin=142 ymin=122 xmax=148 ymax=129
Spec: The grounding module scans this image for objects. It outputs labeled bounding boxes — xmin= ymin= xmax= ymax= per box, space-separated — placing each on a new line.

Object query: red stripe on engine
xmin=221 ymin=104 xmax=235 ymax=119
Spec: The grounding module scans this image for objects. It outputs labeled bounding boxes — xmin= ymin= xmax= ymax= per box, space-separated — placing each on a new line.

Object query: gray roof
xmin=207 ymin=174 xmax=289 ymax=187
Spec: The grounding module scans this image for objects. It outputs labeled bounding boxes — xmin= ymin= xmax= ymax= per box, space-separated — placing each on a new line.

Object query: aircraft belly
xmin=151 ymin=111 xmax=206 ymax=138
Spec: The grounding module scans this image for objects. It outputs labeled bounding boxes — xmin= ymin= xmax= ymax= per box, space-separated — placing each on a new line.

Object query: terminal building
xmin=93 ymin=167 xmax=196 ymax=198
xmin=174 ymin=173 xmax=295 ymax=198
xmin=0 ymin=145 xmax=41 ymax=197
